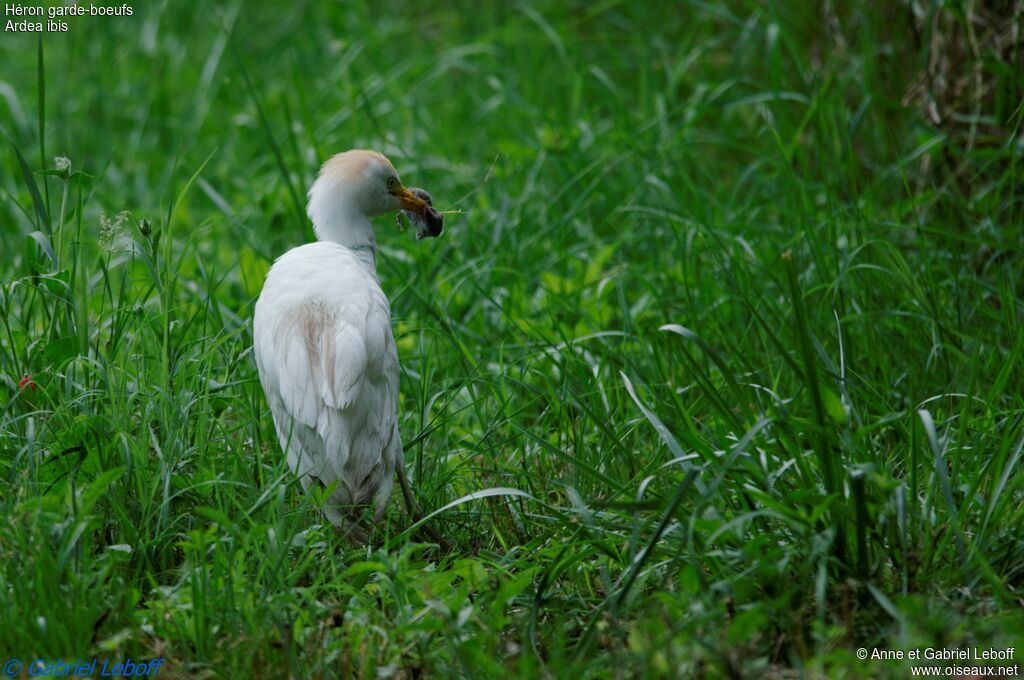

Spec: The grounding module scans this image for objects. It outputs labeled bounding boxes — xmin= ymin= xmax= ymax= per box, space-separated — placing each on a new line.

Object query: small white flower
xmin=99 ymin=211 xmax=137 ymax=254
xmin=54 ymin=155 xmax=71 ymax=178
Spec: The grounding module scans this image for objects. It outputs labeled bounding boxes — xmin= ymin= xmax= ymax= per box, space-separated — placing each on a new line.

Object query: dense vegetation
xmin=1 ymin=2 xmax=1021 ymax=677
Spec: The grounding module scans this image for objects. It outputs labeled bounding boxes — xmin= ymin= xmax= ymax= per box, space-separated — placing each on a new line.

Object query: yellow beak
xmin=392 ymin=185 xmax=430 ymax=216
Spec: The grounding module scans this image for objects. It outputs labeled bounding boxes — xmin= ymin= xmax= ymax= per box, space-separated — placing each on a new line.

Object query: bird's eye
xmin=387 ymin=176 xmax=398 ymax=191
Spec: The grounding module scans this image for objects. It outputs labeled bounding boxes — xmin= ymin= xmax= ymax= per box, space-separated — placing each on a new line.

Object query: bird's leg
xmin=397 ymin=465 xmax=450 ymax=551
xmin=326 ymin=502 xmax=374 ymax=547
xmin=396 ymin=464 xmax=418 ymax=518
xmin=343 ymin=520 xmax=369 ymax=547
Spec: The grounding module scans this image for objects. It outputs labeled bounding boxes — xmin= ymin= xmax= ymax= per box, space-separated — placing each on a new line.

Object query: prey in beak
xmin=393 ymin=186 xmax=444 ymax=239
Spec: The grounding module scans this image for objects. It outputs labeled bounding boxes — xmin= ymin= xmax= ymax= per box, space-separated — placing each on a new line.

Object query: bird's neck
xmin=347 ymin=241 xmax=378 ymax=272
xmin=309 ymin=199 xmax=379 ymax=272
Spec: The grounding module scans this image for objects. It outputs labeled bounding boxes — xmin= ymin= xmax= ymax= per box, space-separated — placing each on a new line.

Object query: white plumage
xmin=253 ymin=150 xmax=440 ymax=532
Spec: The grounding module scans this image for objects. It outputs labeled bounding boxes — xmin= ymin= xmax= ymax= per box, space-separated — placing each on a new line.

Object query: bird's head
xmin=307 ymin=150 xmax=443 ymax=247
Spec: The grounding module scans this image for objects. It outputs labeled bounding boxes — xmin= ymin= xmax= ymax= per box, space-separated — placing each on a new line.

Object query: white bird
xmin=253 ymin=150 xmax=443 ymax=538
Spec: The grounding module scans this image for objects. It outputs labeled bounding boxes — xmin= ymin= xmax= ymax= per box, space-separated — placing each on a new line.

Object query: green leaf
xmin=81 ymin=466 xmax=126 ymax=513
xmin=7 ymin=135 xmax=50 ymax=231
xmin=823 ymin=387 xmax=848 ymax=425
xmin=239 ymin=247 xmax=269 ymax=299
xmin=27 ymin=231 xmax=57 ymax=269
xmin=42 ymin=336 xmax=79 ymax=365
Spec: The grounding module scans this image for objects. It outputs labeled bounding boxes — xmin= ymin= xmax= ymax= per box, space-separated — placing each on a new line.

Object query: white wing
xmin=253 ymin=243 xmax=402 ymax=524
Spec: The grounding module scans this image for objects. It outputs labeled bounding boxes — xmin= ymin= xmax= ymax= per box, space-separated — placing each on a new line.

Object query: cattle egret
xmin=253 ymin=150 xmax=443 ymax=539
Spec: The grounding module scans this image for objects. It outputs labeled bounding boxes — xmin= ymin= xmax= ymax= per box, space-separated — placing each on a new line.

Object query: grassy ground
xmin=1 ymin=1 xmax=1022 ymax=677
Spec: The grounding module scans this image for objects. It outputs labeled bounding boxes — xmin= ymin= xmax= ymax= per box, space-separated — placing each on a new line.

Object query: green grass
xmin=1 ymin=1 xmax=1022 ymax=677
